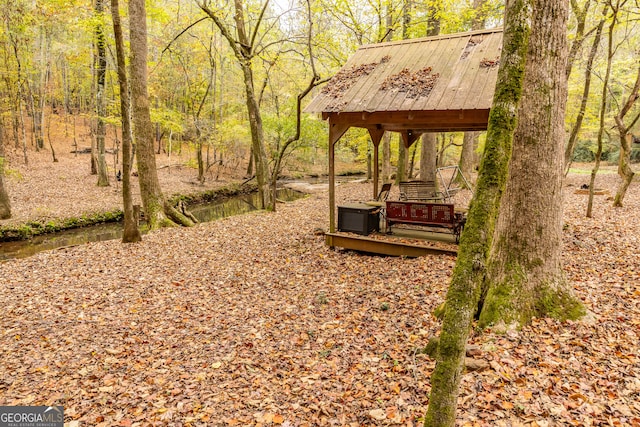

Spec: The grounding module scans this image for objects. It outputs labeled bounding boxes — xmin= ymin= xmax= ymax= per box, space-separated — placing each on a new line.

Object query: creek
xmin=0 ymin=188 xmax=305 ymax=261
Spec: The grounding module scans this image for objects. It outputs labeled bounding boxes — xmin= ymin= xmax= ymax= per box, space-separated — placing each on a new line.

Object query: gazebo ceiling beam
xmin=323 ymin=110 xmax=490 ymax=131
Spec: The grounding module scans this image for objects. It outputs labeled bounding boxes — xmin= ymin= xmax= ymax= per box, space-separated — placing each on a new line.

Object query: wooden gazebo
xmin=305 ymin=28 xmax=503 ymax=250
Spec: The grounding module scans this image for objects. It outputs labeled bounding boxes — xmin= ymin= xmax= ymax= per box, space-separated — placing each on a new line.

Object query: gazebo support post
xmin=368 ymin=127 xmax=385 ymax=199
xmin=328 ymin=120 xmax=350 ymax=233
xmin=329 ymin=139 xmax=335 ymax=232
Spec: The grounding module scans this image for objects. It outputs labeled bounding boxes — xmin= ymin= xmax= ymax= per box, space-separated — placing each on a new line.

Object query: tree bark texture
xmin=457 ymin=131 xmax=478 ymax=185
xmin=382 ymin=132 xmax=391 ymax=182
xmin=480 ymin=0 xmax=584 ymax=329
xmin=420 ymin=133 xmax=437 ymax=183
xmin=423 ymin=0 xmax=532 ymax=425
xmin=95 ymin=0 xmax=109 ymax=187
xmin=111 ymin=0 xmax=141 ymax=243
xmin=396 ymin=140 xmax=408 ymax=183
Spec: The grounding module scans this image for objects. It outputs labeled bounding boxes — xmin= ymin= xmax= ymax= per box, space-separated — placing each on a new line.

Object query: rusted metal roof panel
xmin=305 ymin=28 xmax=502 ymax=115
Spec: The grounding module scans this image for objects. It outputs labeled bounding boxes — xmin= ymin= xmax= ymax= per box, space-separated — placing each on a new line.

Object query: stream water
xmin=0 ymin=188 xmax=305 ymax=261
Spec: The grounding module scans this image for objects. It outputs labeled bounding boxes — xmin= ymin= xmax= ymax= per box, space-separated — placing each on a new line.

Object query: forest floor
xmin=0 ymin=143 xmax=639 ymax=426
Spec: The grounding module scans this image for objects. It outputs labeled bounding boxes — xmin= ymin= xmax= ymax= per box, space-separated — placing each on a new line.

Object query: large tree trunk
xmin=95 ymin=0 xmax=109 ymax=187
xmin=479 ymin=0 xmax=583 ymax=328
xmin=128 ymin=0 xmax=193 ymax=229
xmin=457 ymin=131 xmax=479 ymax=186
xmin=111 ymin=0 xmax=141 ymax=243
xmin=419 ymin=133 xmax=437 ymax=182
xmin=396 ymin=140 xmax=408 ymax=183
xmin=382 ymin=132 xmax=391 ymax=182
xmin=0 ymin=124 xmax=11 ymax=219
xmin=423 ymin=0 xmax=533 ymax=424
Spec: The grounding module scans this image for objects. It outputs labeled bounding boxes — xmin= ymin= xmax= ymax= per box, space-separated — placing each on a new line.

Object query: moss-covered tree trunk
xmin=111 ymin=0 xmax=141 ymax=243
xmin=479 ymin=0 xmax=584 ymax=329
xmin=129 ymin=0 xmax=193 ymax=229
xmin=240 ymin=60 xmax=270 ymax=209
xmin=423 ymin=0 xmax=532 ymax=425
xmin=0 ymin=126 xmax=11 ymax=219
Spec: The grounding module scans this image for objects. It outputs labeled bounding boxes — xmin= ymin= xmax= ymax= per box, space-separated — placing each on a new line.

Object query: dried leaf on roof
xmin=321 ymin=60 xmax=384 ymax=98
xmin=461 ymin=35 xmax=484 ymax=60
xmin=379 ymin=67 xmax=440 ymax=99
xmin=480 ymin=57 xmax=500 ymax=68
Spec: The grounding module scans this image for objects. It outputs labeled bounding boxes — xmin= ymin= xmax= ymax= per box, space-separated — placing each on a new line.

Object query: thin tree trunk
xmin=565 ymin=0 xmax=591 ymax=80
xmin=240 ymin=62 xmax=270 ymax=208
xmin=613 ymin=131 xmax=636 ymax=207
xmin=246 ymin=146 xmax=254 ymax=177
xmin=111 ymin=0 xmax=141 ymax=243
xmin=10 ymin=36 xmax=28 ymax=164
xmin=423 ymin=0 xmax=532 ymax=424
xmin=612 ymin=55 xmax=640 ymax=206
xmin=587 ymin=5 xmax=616 ymax=218
xmin=46 ymin=108 xmax=58 ymax=162
xmin=0 ymin=123 xmax=11 ymax=219
xmin=95 ymin=0 xmax=110 ymax=187
xmin=564 ymin=8 xmax=606 ymax=173
xmin=458 ymin=0 xmax=487 ymax=183
xmin=18 ymin=95 xmax=28 ymax=165
xmin=198 ymin=0 xmax=271 ymax=209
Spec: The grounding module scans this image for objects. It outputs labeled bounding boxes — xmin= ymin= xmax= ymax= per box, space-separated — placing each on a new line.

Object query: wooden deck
xmin=325 ymin=227 xmax=458 ymax=258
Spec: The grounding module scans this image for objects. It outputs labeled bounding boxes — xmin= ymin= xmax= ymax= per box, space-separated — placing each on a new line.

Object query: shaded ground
xmin=0 ymin=157 xmax=639 ymax=426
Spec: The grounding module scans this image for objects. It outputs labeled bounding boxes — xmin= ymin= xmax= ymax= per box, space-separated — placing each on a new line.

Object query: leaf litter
xmin=1 ymin=167 xmax=639 ymax=426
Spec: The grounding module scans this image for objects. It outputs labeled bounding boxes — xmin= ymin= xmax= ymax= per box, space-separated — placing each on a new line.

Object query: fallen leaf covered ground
xmin=1 ymin=150 xmax=639 ymax=426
